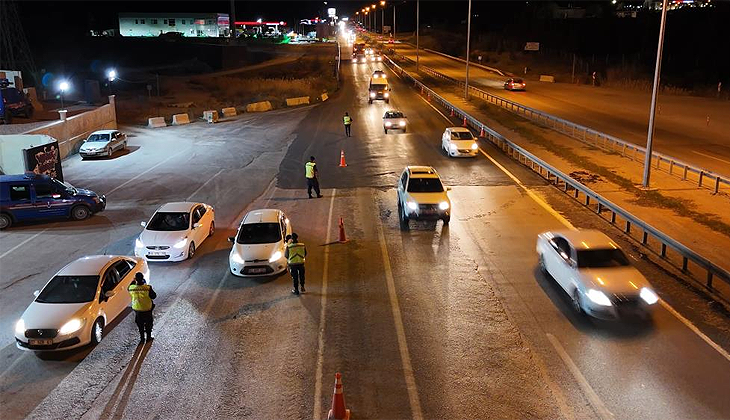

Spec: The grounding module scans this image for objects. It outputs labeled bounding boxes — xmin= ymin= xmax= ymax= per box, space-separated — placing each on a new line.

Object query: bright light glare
xmin=407 ymin=201 xmax=418 ymax=210
xmin=107 ymin=69 xmax=117 ymax=81
xmin=640 ymin=288 xmax=659 ymax=305
xmin=471 ymin=143 xmax=478 ymax=150
xmin=59 ymin=318 xmax=84 ymax=335
xmin=438 ymin=201 xmax=450 ymax=210
xmin=230 ymin=251 xmax=245 ymax=264
xmin=586 ymin=289 xmax=612 ymax=306
xmin=173 ymin=238 xmax=188 ymax=249
xmin=399 ymin=121 xmax=406 ymax=126
xmin=135 ymin=238 xmax=144 ymax=248
xmin=59 ymin=81 xmax=69 ymax=92
xmin=15 ymin=319 xmax=24 ymax=334
xmin=269 ymin=250 xmax=282 ymax=263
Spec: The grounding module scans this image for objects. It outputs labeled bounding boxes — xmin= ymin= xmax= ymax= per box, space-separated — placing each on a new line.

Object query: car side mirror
xmin=228 ymin=236 xmax=235 ymax=243
xmin=104 ymin=290 xmax=116 ymax=298
xmin=52 ymin=193 xmax=62 ymax=199
xmin=33 ymin=290 xmax=40 ymax=297
xmin=140 ymin=221 xmax=147 ymax=227
xmin=193 ymin=222 xmax=201 ymax=229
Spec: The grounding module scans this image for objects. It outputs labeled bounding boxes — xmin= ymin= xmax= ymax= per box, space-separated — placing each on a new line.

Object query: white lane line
xmin=546 ymin=333 xmax=615 ymax=420
xmin=0 ymin=352 xmax=28 ymax=383
xmin=691 ymin=150 xmax=730 ymax=165
xmin=376 ymin=218 xmax=424 ymax=420
xmin=0 ymin=227 xmax=52 ymax=260
xmin=417 ymin=94 xmax=453 ymax=123
xmin=660 ymin=300 xmax=730 ymax=363
xmin=105 ymin=150 xmax=186 ymax=196
xmin=186 ymin=169 xmax=224 ymax=201
xmin=312 ymin=189 xmax=337 ymax=420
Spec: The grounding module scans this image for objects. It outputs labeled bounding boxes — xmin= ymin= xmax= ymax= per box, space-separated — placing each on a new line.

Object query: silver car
xmin=79 ymin=130 xmax=127 ymax=159
xmin=383 ymin=110 xmax=407 ymax=133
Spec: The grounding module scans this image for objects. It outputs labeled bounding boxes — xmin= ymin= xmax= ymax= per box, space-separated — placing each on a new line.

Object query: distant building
xmin=118 ymin=13 xmax=230 ymax=37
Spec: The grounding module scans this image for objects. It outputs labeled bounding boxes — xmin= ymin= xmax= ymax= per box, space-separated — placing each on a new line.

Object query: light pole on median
xmin=393 ymin=3 xmax=396 ymax=38
xmin=465 ymin=0 xmax=472 ymax=100
xmin=381 ymin=1 xmax=385 ymax=34
xmin=416 ymin=0 xmax=420 ymax=71
xmin=642 ymin=0 xmax=668 ymax=188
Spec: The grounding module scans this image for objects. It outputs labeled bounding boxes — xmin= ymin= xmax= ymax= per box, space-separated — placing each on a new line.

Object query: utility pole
xmin=416 ymin=0 xmax=420 ymax=71
xmin=393 ymin=4 xmax=396 ymax=38
xmin=642 ymin=0 xmax=668 ymax=188
xmin=381 ymin=4 xmax=384 ymax=34
xmin=465 ymin=0 xmax=472 ymax=99
xmin=571 ymin=53 xmax=576 ymax=84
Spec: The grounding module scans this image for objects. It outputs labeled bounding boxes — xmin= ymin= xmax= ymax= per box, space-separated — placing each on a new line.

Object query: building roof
xmin=119 ymin=12 xmax=227 ymax=18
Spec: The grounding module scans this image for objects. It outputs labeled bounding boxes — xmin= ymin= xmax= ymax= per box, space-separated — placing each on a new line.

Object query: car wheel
xmin=122 ymin=141 xmax=127 ymax=150
xmin=572 ymin=290 xmax=583 ymax=315
xmin=91 ymin=318 xmax=104 ymax=345
xmin=71 ymin=205 xmax=91 ymax=221
xmin=107 ymin=147 xmax=113 ymax=157
xmin=0 ymin=213 xmax=12 ymax=229
xmin=208 ymin=221 xmax=215 ymax=237
xmin=25 ymin=107 xmax=34 ymax=119
xmin=538 ymin=254 xmax=547 ymax=274
xmin=442 ymin=215 xmax=450 ymax=225
xmin=188 ymin=242 xmax=196 ymax=259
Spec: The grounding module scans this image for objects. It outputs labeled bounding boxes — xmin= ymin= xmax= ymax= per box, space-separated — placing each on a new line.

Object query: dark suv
xmin=0 ymin=173 xmax=106 ymax=229
xmin=0 ymin=79 xmax=34 ymax=124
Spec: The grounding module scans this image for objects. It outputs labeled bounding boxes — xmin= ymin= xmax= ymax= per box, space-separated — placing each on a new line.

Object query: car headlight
xmin=370 ymin=92 xmax=376 ymax=98
xmin=438 ymin=201 xmax=450 ymax=210
xmin=15 ymin=319 xmax=25 ymax=335
xmin=449 ymin=144 xmax=457 ymax=151
xmin=640 ymin=287 xmax=659 ymax=305
xmin=173 ymin=238 xmax=188 ymax=249
xmin=385 ymin=121 xmax=392 ymax=127
xmin=586 ymin=289 xmax=612 ymax=307
xmin=135 ymin=238 xmax=144 ymax=248
xmin=269 ymin=250 xmax=282 ymax=263
xmin=471 ymin=143 xmax=478 ymax=150
xmin=59 ymin=318 xmax=84 ymax=335
xmin=406 ymin=201 xmax=418 ymax=210
xmin=399 ymin=121 xmax=406 ymax=127
xmin=230 ymin=251 xmax=245 ymax=264
xmin=384 ymin=92 xmax=389 ymax=97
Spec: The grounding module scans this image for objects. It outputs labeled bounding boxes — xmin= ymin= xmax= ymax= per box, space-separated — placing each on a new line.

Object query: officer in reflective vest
xmin=305 ymin=156 xmax=322 ymax=199
xmin=285 ymin=233 xmax=307 ymax=295
xmin=343 ymin=112 xmax=353 ymax=137
xmin=128 ymin=272 xmax=157 ymax=344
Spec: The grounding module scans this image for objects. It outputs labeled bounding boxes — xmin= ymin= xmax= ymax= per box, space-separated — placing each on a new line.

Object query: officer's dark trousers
xmin=134 ymin=310 xmax=153 ymax=339
xmin=345 ymin=124 xmax=351 ymax=137
xmin=307 ymin=178 xmax=321 ymax=197
xmin=290 ymin=264 xmax=305 ymax=291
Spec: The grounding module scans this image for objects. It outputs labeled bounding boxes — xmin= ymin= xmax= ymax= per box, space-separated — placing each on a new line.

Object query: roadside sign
xmin=524 ymin=42 xmax=540 ymax=51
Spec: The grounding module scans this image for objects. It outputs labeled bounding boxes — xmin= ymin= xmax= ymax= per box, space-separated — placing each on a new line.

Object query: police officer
xmin=343 ymin=112 xmax=353 ymax=137
xmin=285 ymin=233 xmax=307 ymax=295
xmin=128 ymin=272 xmax=157 ymax=344
xmin=305 ymin=156 xmax=323 ymax=199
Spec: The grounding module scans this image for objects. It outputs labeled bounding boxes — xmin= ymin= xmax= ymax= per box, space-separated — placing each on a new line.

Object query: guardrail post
xmin=699 ymin=171 xmax=704 ymax=187
xmin=585 ymin=195 xmax=590 ymax=206
xmin=656 ymin=156 xmax=661 ymax=169
xmin=669 ymin=160 xmax=674 ymax=175
xmin=642 ymin=231 xmax=648 ymax=244
xmin=596 ymin=202 xmax=603 ymax=214
xmin=574 ymin=188 xmax=579 ymax=199
xmin=682 ymin=257 xmax=688 ymax=272
xmin=714 ymin=176 xmax=720 ymax=194
xmin=661 ymin=243 xmax=667 ymax=258
xmin=707 ymin=271 xmax=714 ymax=289
xmin=683 ymin=165 xmax=688 ymax=180
xmin=621 ymin=144 xmax=626 ymax=156
xmin=625 ymin=220 xmax=631 ymax=234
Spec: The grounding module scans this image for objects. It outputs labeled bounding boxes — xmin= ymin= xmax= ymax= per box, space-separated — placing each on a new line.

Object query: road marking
xmin=546 ymin=333 xmax=615 ymax=420
xmin=376 ymin=218 xmax=424 ymax=420
xmin=0 ymin=352 xmax=28 ymax=383
xmin=186 ymin=169 xmax=224 ymax=201
xmin=659 ymin=300 xmax=730 ymax=363
xmin=0 ymin=227 xmax=52 ymax=260
xmin=105 ymin=149 xmax=186 ymax=196
xmin=417 ymin=94 xmax=453 ymax=123
xmin=691 ymin=150 xmax=730 ymax=165
xmin=312 ymin=189 xmax=337 ymax=420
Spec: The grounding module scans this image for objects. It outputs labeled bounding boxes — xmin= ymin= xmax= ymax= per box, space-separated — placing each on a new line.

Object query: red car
xmin=504 ymin=78 xmax=526 ymax=91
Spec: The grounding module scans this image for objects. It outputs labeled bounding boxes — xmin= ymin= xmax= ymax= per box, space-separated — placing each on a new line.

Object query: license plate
xmin=249 ymin=267 xmax=267 ymax=274
xmin=29 ymin=339 xmax=53 ymax=346
xmin=148 ymin=251 xmax=166 ymax=256
xmin=421 ymin=209 xmax=436 ymax=215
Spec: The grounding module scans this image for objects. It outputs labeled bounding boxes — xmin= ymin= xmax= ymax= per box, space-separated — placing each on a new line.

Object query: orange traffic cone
xmin=339 ymin=150 xmax=347 ymax=167
xmin=462 ymin=116 xmax=468 ymax=127
xmin=479 ymin=126 xmax=485 ymax=137
xmin=338 ymin=218 xmax=348 ymax=243
xmin=450 ymin=108 xmax=455 ymax=117
xmin=328 ymin=373 xmax=351 ymax=420
xmin=420 ymin=86 xmax=424 ymax=95
xmin=427 ymin=93 xmax=431 ymax=102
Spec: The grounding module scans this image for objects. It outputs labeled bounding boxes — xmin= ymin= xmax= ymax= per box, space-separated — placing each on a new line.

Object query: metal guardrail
xmin=382 ymin=54 xmax=730 ymax=299
xmin=382 ymin=46 xmax=730 ymax=195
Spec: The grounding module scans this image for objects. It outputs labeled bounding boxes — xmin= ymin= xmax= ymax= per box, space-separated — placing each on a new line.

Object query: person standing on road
xmin=305 ymin=156 xmax=323 ymax=199
xmin=343 ymin=112 xmax=353 ymax=137
xmin=285 ymin=233 xmax=307 ymax=295
xmin=128 ymin=272 xmax=157 ymax=344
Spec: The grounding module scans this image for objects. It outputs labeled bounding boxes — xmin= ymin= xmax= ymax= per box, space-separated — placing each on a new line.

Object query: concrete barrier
xmin=320 ymin=93 xmax=329 ymax=102
xmin=172 ymin=113 xmax=191 ymax=125
xmin=148 ymin=117 xmax=167 ymax=128
xmin=245 ymin=101 xmax=273 ymax=112
xmin=286 ymin=96 xmax=310 ymax=107
xmin=221 ymin=107 xmax=237 ymax=117
xmin=539 ymin=75 xmax=555 ymax=83
xmin=203 ymin=110 xmax=219 ymax=123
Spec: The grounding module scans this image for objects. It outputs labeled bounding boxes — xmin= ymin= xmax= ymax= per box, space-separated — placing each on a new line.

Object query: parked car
xmin=228 ymin=209 xmax=292 ymax=277
xmin=134 ymin=202 xmax=215 ymax=262
xmin=79 ymin=130 xmax=128 ymax=159
xmin=0 ymin=173 xmax=106 ymax=229
xmin=504 ymin=78 xmax=526 ymax=91
xmin=441 ymin=127 xmax=478 ymax=157
xmin=0 ymin=79 xmax=34 ymax=124
xmin=396 ymin=166 xmax=451 ymax=229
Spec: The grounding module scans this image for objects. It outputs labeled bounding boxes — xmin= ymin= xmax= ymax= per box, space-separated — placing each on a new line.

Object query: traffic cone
xmin=462 ymin=116 xmax=468 ymax=127
xmin=479 ymin=126 xmax=485 ymax=138
xmin=327 ymin=373 xmax=350 ymax=420
xmin=450 ymin=108 xmax=454 ymax=117
xmin=420 ymin=86 xmax=424 ymax=95
xmin=427 ymin=93 xmax=431 ymax=102
xmin=339 ymin=150 xmax=347 ymax=167
xmin=338 ymin=218 xmax=348 ymax=243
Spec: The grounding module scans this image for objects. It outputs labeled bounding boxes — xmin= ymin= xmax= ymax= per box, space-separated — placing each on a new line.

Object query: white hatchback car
xmin=15 ymin=255 xmax=149 ymax=351
xmin=383 ymin=110 xmax=407 ymax=134
xmin=396 ymin=166 xmax=451 ymax=230
xmin=536 ymin=229 xmax=659 ymax=320
xmin=441 ymin=127 xmax=478 ymax=157
xmin=135 ymin=202 xmax=215 ymax=262
xmin=229 ymin=209 xmax=292 ymax=277
xmin=79 ymin=130 xmax=127 ymax=159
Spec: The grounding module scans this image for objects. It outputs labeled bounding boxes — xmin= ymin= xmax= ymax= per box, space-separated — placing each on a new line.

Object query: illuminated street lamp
xmin=380 ymin=1 xmax=386 ymax=34
xmin=107 ymin=69 xmax=117 ymax=95
xmin=58 ymin=80 xmax=69 ymax=110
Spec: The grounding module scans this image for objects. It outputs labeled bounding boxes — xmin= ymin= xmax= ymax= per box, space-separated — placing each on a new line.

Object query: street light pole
xmin=465 ymin=0 xmax=472 ymax=100
xmin=642 ymin=0 xmax=668 ymax=188
xmin=416 ymin=0 xmax=420 ymax=71
xmin=393 ymin=4 xmax=396 ymax=38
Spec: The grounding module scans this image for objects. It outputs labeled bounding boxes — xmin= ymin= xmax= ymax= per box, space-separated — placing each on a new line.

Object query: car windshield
xmin=451 ymin=131 xmax=474 ymax=140
xmin=86 ymin=134 xmax=110 ymax=142
xmin=513 ymin=78 xmax=524 ymax=83
xmin=236 ymin=223 xmax=282 ymax=244
xmin=577 ymin=249 xmax=631 ymax=268
xmin=52 ymin=178 xmax=76 ymax=193
xmin=385 ymin=111 xmax=404 ymax=119
xmin=36 ymin=275 xmax=100 ymax=304
xmin=146 ymin=212 xmax=190 ymax=231
xmin=407 ymin=178 xmax=444 ymax=193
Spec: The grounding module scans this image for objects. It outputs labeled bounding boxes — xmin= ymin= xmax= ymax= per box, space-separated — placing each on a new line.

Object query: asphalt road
xmin=389 ymin=43 xmax=730 ymax=177
xmin=1 ymin=53 xmax=730 ymax=420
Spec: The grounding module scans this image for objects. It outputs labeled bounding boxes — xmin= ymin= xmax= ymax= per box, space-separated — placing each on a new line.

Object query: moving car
xmin=368 ymin=75 xmax=390 ymax=104
xmin=135 ymin=202 xmax=215 ymax=262
xmin=383 ymin=110 xmax=407 ymax=133
xmin=441 ymin=127 xmax=478 ymax=157
xmin=228 ymin=209 xmax=292 ymax=277
xmin=15 ymin=255 xmax=149 ymax=351
xmin=371 ymin=70 xmax=387 ymax=80
xmin=0 ymin=79 xmax=34 ymax=124
xmin=536 ymin=229 xmax=659 ymax=320
xmin=504 ymin=78 xmax=526 ymax=91
xmin=355 ymin=53 xmax=368 ymax=64
xmin=371 ymin=53 xmax=383 ymax=62
xmin=396 ymin=166 xmax=451 ymax=229
xmin=79 ymin=130 xmax=128 ymax=159
xmin=0 ymin=173 xmax=106 ymax=229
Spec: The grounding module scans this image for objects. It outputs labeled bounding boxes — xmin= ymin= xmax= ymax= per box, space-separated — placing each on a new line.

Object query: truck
xmin=0 ymin=79 xmax=34 ymax=124
xmin=368 ymin=75 xmax=390 ymax=104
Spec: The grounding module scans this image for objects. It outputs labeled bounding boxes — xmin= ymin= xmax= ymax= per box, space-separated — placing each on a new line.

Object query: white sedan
xmin=441 ymin=127 xmax=478 ymax=157
xmin=536 ymin=229 xmax=659 ymax=320
xmin=79 ymin=130 xmax=127 ymax=158
xmin=135 ymin=202 xmax=215 ymax=262
xmin=383 ymin=110 xmax=407 ymax=133
xmin=229 ymin=209 xmax=292 ymax=277
xmin=15 ymin=255 xmax=149 ymax=351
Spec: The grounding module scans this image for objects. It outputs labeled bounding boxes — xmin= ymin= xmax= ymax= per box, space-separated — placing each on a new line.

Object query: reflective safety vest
xmin=128 ymin=284 xmax=153 ymax=312
xmin=287 ymin=242 xmax=306 ymax=265
xmin=343 ymin=116 xmax=352 ymax=125
xmin=305 ymin=162 xmax=316 ymax=179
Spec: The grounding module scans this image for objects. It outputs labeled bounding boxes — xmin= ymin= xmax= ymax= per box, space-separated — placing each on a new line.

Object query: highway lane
xmin=5 ymin=53 xmax=730 ymax=420
xmin=389 ymin=43 xmax=730 ymax=176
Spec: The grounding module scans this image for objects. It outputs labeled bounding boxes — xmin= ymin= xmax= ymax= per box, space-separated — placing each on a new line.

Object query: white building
xmin=119 ymin=13 xmax=230 ymax=37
